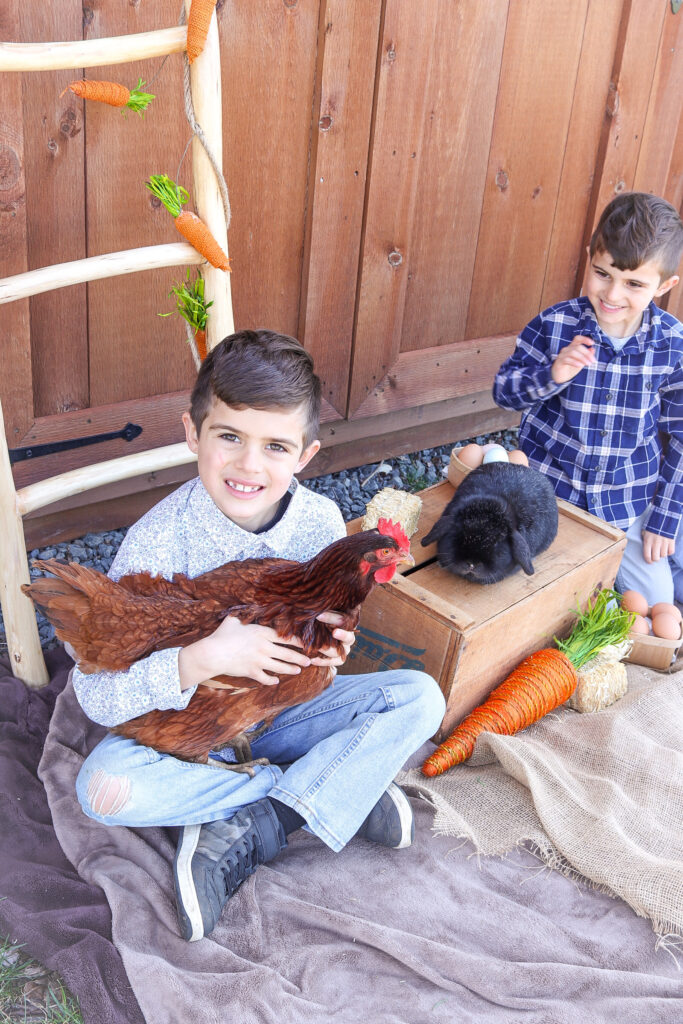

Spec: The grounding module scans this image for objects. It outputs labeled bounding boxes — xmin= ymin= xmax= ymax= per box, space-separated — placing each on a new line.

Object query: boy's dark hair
xmin=589 ymin=192 xmax=683 ymax=280
xmin=190 ymin=329 xmax=321 ymax=447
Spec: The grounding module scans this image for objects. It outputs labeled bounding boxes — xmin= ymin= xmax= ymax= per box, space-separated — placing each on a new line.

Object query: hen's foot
xmin=207 ymin=756 xmax=271 ymax=778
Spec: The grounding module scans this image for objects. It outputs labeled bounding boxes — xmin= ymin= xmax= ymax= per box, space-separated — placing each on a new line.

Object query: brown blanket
xmin=37 ymin=671 xmax=683 ymax=1024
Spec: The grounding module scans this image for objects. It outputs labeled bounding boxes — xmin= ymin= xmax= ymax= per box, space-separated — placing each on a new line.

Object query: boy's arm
xmin=642 ymin=362 xmax=683 ymax=542
xmin=493 ymin=314 xmax=585 ymax=410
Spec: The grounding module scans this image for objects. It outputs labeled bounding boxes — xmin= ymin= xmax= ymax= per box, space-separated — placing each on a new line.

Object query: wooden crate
xmin=341 ymin=479 xmax=627 ymax=740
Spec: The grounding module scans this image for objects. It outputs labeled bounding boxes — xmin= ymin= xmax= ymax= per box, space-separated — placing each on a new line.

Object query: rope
xmin=177 ymin=2 xmax=231 ymax=231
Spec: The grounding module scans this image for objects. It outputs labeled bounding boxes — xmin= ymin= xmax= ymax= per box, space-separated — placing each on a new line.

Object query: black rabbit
xmin=422 ymin=462 xmax=558 ymax=584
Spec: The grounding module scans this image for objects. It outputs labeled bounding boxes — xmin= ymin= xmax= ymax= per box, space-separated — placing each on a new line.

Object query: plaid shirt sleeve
xmin=643 ymin=360 xmax=683 ymax=538
xmin=493 ymin=311 xmax=574 ymax=410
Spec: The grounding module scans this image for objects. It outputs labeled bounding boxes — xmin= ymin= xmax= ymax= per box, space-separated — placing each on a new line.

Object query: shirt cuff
xmin=641 ymin=505 xmax=679 ymax=540
xmin=525 ymin=365 xmax=567 ymax=403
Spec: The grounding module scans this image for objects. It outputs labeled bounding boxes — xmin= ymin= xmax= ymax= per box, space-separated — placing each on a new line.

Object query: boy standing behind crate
xmin=493 ymin=192 xmax=683 ymax=607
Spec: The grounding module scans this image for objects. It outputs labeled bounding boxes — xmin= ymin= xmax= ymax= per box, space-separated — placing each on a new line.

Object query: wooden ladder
xmin=0 ymin=1 xmax=232 ymax=686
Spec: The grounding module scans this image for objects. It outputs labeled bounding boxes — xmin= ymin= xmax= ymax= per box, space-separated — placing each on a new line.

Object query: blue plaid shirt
xmin=493 ymin=297 xmax=683 ymax=539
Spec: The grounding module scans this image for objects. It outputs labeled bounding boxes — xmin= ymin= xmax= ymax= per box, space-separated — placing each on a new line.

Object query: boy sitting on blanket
xmin=72 ymin=330 xmax=445 ymax=941
xmin=494 ymin=192 xmax=683 ymax=607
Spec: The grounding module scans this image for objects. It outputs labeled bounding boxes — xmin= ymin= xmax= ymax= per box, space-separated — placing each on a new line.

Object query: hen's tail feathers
xmin=22 ymin=559 xmax=226 ymax=673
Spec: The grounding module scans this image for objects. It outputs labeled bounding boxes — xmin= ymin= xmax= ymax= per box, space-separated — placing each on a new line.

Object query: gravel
xmin=1 ymin=428 xmax=519 ymax=652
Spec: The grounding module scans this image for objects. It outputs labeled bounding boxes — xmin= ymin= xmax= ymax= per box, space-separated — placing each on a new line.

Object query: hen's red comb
xmin=377 ymin=518 xmax=410 ymax=549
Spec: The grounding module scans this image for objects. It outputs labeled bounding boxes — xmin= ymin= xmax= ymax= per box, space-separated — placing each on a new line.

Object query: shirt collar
xmin=578 ymin=297 xmax=657 ymax=353
xmin=186 ymin=476 xmax=303 ymax=557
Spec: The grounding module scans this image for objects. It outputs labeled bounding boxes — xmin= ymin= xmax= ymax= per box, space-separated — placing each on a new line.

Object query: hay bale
xmin=361 ymin=488 xmax=422 ymax=538
xmin=569 ymin=643 xmax=631 ymax=713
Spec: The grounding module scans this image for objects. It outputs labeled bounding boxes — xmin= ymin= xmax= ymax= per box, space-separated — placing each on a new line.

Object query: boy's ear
xmin=295 ymin=439 xmax=321 ymax=473
xmin=655 ymin=274 xmax=680 ymax=299
xmin=182 ymin=411 xmax=200 ymax=454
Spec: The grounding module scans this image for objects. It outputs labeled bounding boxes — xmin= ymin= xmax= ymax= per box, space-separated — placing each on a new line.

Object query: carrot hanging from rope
xmin=422 ymin=588 xmax=634 ymax=776
xmin=186 ymin=0 xmax=218 ymax=64
xmin=159 ymin=270 xmax=213 ymax=362
xmin=146 ymin=174 xmax=230 ymax=271
xmin=62 ymin=78 xmax=155 ymax=114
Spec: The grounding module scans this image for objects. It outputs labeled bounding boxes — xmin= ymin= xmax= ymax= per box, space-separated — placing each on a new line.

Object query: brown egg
xmin=508 ymin=449 xmax=529 ymax=466
xmin=457 ymin=443 xmax=484 ymax=469
xmin=620 ymin=590 xmax=649 ymax=617
xmin=651 ymin=613 xmax=682 ymax=641
xmin=629 ymin=614 xmax=651 ymax=635
xmin=650 ymin=602 xmax=682 ymax=623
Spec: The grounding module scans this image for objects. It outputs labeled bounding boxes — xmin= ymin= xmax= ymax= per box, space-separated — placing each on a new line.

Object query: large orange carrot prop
xmin=146 ymin=174 xmax=230 ymax=271
xmin=63 ymin=78 xmax=154 ymax=114
xmin=186 ymin=0 xmax=218 ymax=63
xmin=423 ymin=588 xmax=634 ymax=776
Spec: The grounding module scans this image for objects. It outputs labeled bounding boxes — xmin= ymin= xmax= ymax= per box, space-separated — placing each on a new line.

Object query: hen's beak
xmin=399 ymin=549 xmax=415 ymax=568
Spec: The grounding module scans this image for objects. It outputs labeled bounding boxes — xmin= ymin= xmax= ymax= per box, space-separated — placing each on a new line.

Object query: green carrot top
xmin=146 ymin=174 xmax=190 ymax=218
xmin=555 ymin=588 xmax=635 ymax=670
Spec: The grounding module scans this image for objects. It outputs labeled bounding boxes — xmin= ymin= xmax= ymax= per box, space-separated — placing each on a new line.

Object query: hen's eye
xmin=379 ymin=547 xmax=391 ymax=556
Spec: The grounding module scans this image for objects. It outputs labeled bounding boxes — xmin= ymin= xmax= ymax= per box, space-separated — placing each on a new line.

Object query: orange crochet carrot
xmin=146 ymin=174 xmax=230 ymax=271
xmin=194 ymin=328 xmax=208 ymax=362
xmin=422 ymin=649 xmax=577 ymax=776
xmin=186 ymin=0 xmax=217 ymax=64
xmin=63 ymin=78 xmax=154 ymax=114
xmin=422 ymin=588 xmax=634 ymax=776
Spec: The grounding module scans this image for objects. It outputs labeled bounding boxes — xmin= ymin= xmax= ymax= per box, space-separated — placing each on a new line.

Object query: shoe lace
xmin=219 ymin=831 xmax=260 ymax=898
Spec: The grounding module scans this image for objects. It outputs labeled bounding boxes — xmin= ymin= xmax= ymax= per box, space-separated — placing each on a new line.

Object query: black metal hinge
xmin=9 ymin=422 xmax=143 ymax=465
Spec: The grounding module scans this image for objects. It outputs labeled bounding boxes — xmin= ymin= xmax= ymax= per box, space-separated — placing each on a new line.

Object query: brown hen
xmin=23 ymin=520 xmax=412 ymax=767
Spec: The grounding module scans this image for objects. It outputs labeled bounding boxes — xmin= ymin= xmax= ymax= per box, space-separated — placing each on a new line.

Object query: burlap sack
xmin=398 ymin=663 xmax=683 ymax=945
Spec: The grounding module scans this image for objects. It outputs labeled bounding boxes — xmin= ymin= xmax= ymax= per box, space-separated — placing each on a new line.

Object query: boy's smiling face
xmin=585 ymin=249 xmax=679 ymax=338
xmin=183 ymin=400 xmax=320 ymax=532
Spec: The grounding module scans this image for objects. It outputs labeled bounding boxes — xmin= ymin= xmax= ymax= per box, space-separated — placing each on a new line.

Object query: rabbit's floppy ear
xmin=511 ymin=529 xmax=535 ymax=575
xmin=421 ymin=515 xmax=451 ymax=547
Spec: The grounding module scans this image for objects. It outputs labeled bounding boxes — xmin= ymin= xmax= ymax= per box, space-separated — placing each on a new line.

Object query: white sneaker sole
xmin=174 ymin=824 xmax=204 ymax=942
xmin=387 ymin=782 xmax=414 ymax=849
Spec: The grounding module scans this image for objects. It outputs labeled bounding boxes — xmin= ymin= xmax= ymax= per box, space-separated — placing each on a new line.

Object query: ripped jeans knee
xmin=77 ymin=766 xmax=132 ymax=822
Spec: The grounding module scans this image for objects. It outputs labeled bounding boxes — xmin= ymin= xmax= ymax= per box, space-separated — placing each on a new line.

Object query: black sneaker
xmin=173 ymin=799 xmax=287 ymax=941
xmin=356 ymin=783 xmax=414 ymax=849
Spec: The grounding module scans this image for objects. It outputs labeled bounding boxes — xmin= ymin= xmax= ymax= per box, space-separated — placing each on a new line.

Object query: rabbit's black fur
xmin=422 ymin=462 xmax=558 ymax=584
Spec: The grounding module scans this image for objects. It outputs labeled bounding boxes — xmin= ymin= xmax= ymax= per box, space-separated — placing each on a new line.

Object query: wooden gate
xmin=1 ymin=0 xmax=682 ymax=546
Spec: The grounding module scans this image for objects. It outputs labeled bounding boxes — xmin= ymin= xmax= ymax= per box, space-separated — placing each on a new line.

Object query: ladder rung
xmin=0 ymin=243 xmax=204 ymax=304
xmin=0 ymin=26 xmax=187 ymax=72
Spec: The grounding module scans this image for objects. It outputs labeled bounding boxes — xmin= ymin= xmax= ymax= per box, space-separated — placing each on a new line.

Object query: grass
xmin=0 ymin=937 xmax=82 ymax=1024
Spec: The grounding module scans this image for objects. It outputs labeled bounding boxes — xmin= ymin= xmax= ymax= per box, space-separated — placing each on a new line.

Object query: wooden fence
xmin=1 ymin=0 xmax=682 ymax=545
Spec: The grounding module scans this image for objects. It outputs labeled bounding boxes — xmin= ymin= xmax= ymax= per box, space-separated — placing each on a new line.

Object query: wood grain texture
xmin=576 ymin=0 xmax=668 ymax=289
xmin=217 ymin=0 xmax=319 ymax=335
xmin=0 ymin=5 xmax=33 ymax=440
xmin=299 ymin=0 xmax=382 ymax=416
xmin=16 ymin=0 xmax=88 ymax=420
xmin=466 ymin=0 xmax=588 ymax=339
xmin=400 ymin=0 xmax=508 ymax=352
xmin=633 ymin=4 xmax=683 ymax=196
xmin=349 ymin=0 xmax=440 ymax=413
xmin=541 ymin=0 xmax=623 ymax=307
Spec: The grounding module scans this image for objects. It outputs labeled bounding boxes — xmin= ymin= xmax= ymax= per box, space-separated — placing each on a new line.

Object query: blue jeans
xmin=615 ymin=511 xmax=683 ymax=607
xmin=76 ymin=670 xmax=445 ymax=852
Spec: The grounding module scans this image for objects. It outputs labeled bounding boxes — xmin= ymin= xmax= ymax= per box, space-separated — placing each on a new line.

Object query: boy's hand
xmin=642 ymin=530 xmax=676 ymax=564
xmin=551 ymin=335 xmax=595 ymax=384
xmin=308 ymin=610 xmax=358 ymax=673
xmin=179 ymin=616 xmax=312 ymax=689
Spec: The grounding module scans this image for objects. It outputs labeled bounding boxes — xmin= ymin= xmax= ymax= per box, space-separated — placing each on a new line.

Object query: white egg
xmin=482 ymin=445 xmax=509 ymax=465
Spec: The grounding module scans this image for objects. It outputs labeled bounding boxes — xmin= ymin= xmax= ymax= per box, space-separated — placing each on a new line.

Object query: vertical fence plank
xmin=299 ymin=0 xmax=382 ymax=418
xmin=0 ymin=4 xmax=33 ymax=440
xmin=349 ymin=0 xmax=440 ymax=414
xmin=576 ymin=0 xmax=668 ymax=289
xmin=218 ymin=0 xmax=321 ymax=337
xmin=633 ymin=4 xmax=683 ymax=197
xmin=16 ymin=0 xmax=88 ymax=419
xmin=465 ymin=0 xmax=589 ymax=340
xmin=400 ymin=0 xmax=509 ymax=352
xmin=541 ymin=0 xmax=623 ymax=308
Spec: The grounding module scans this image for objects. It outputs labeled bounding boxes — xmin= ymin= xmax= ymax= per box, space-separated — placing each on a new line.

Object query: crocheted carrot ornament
xmin=146 ymin=174 xmax=230 ymax=271
xmin=186 ymin=0 xmax=218 ymax=63
xmin=422 ymin=589 xmax=634 ymax=775
xmin=63 ymin=78 xmax=154 ymax=114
